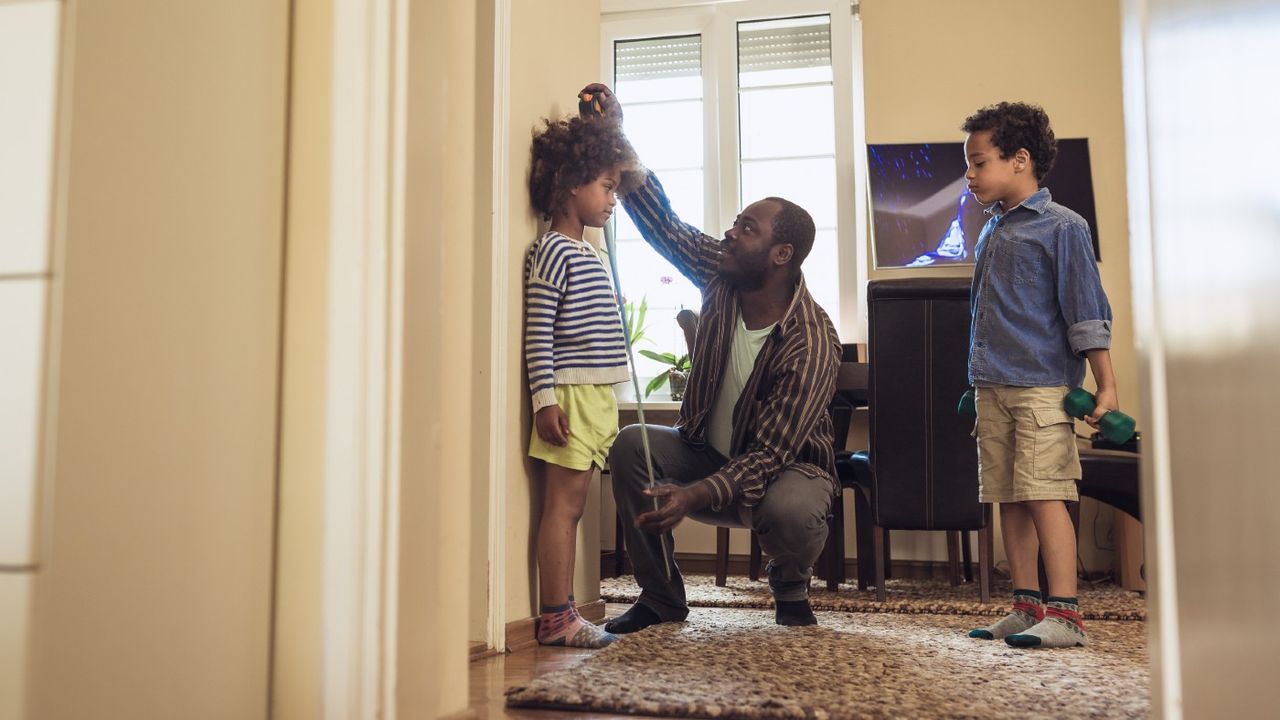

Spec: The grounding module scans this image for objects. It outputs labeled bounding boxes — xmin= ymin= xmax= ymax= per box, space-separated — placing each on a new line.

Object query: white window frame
xmin=601 ymin=0 xmax=869 ymax=343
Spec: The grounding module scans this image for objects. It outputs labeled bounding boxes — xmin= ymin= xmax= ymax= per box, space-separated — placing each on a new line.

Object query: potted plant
xmin=639 ymin=349 xmax=692 ymax=400
xmin=622 ymin=296 xmax=692 ymax=400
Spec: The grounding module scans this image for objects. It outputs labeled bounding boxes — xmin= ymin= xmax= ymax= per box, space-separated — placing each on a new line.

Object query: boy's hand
xmin=1085 ymin=387 xmax=1120 ymax=428
xmin=579 ymin=83 xmax=623 ymax=123
xmin=535 ymin=405 xmax=571 ymax=447
xmin=635 ymin=482 xmax=712 ymax=534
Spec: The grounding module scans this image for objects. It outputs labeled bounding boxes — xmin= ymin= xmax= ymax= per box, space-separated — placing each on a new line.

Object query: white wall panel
xmin=0 ymin=280 xmax=47 ymax=567
xmin=1124 ymin=0 xmax=1280 ymax=715
xmin=0 ymin=573 xmax=33 ymax=720
xmin=0 ymin=0 xmax=61 ymax=276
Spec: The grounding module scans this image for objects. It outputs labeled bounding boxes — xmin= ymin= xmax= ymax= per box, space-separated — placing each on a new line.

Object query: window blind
xmin=615 ymin=34 xmax=701 ymax=81
xmin=738 ymin=17 xmax=831 ymax=74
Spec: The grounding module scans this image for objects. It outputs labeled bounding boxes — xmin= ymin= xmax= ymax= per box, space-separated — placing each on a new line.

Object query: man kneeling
xmin=579 ymin=84 xmax=842 ymax=635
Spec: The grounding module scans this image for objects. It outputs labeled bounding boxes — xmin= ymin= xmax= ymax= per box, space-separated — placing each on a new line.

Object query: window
xmin=0 ymin=0 xmax=60 ymax=565
xmin=603 ymin=0 xmax=866 ymax=388
xmin=737 ymin=15 xmax=840 ymax=333
xmin=612 ymin=34 xmax=706 ymax=380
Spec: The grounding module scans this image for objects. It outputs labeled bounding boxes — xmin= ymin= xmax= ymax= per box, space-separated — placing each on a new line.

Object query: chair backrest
xmin=831 ymin=360 xmax=868 ymax=452
xmin=867 ymin=277 xmax=984 ymax=530
xmin=676 ymin=309 xmax=698 ymax=358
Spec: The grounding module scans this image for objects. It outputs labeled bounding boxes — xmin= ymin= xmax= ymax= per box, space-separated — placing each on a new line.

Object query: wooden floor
xmin=468 ymin=603 xmax=667 ymax=719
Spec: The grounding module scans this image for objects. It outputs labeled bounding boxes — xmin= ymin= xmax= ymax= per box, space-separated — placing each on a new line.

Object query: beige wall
xmin=401 ymin=0 xmax=480 ymax=714
xmin=271 ymin=0 xmax=329 ymax=717
xmin=25 ymin=1 xmax=289 ymax=718
xmin=502 ymin=0 xmax=605 ymax=623
xmin=469 ymin=0 xmax=498 ymax=648
xmin=856 ymin=0 xmax=1132 ymax=571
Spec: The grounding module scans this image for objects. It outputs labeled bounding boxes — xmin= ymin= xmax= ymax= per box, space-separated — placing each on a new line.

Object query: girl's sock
xmin=536 ymin=601 xmax=618 ymax=649
xmin=969 ymin=588 xmax=1044 ymax=640
xmin=1006 ymin=596 xmax=1089 ymax=648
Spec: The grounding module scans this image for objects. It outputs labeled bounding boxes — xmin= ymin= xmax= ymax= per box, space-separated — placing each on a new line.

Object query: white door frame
xmin=321 ymin=3 xmax=512 ymax=713
xmin=322 ymin=0 xmax=403 ymax=716
xmin=1119 ymin=1 xmax=1181 ymax=715
xmin=487 ymin=0 xmax=512 ymax=653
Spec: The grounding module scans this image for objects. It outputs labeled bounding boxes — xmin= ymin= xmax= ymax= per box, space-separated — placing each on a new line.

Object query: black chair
xmin=837 ymin=278 xmax=993 ymax=602
xmin=817 ymin=351 xmax=884 ymax=591
xmin=1079 ymin=450 xmax=1141 ymax=521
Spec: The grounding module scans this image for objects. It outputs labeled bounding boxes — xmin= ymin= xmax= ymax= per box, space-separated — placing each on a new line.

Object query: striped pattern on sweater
xmin=524 ymin=231 xmax=629 ymax=413
xmin=622 ymin=170 xmax=842 ymax=510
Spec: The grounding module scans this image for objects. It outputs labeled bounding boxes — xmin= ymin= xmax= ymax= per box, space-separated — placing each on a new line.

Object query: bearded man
xmin=579 ymin=84 xmax=843 ymax=633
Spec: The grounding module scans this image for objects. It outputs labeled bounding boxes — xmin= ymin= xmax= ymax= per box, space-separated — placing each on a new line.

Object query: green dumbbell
xmin=1063 ymin=388 xmax=1136 ymax=444
xmin=957 ymin=388 xmax=976 ymax=416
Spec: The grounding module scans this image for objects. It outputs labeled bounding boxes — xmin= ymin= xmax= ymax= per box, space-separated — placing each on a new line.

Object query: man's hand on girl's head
xmin=579 ymin=83 xmax=623 ymax=123
xmin=535 ymin=404 xmax=571 ymax=446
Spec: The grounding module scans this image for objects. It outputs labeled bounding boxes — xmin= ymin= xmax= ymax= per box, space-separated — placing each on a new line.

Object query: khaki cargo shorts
xmin=974 ymin=385 xmax=1080 ymax=503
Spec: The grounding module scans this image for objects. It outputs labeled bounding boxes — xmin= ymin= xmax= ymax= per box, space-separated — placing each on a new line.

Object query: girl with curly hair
xmin=524 ymin=113 xmax=639 ymax=648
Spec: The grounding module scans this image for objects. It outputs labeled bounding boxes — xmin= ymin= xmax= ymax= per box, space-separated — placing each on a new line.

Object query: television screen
xmin=866 ymin=138 xmax=1100 ymax=269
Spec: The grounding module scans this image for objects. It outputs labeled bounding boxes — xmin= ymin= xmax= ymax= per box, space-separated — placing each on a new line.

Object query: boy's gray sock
xmin=1006 ymin=596 xmax=1089 ymax=648
xmin=969 ymin=588 xmax=1043 ymax=640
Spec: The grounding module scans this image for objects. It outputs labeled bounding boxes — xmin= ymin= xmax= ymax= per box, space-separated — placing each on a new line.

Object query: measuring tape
xmin=581 ymin=90 xmax=673 ymax=582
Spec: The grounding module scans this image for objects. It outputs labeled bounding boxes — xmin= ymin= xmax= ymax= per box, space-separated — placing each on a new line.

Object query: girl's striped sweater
xmin=524 ymin=231 xmax=628 ymax=413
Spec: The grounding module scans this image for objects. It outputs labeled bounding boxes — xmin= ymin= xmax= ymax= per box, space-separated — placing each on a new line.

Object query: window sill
xmin=614 ymin=382 xmax=682 ymax=411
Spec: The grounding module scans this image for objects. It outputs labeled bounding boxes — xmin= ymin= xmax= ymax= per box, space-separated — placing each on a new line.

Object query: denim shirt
xmin=969 ymin=188 xmax=1112 ymax=389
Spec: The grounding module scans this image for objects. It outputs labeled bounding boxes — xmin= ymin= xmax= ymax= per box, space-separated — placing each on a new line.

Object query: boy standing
xmin=961 ymin=102 xmax=1118 ymax=649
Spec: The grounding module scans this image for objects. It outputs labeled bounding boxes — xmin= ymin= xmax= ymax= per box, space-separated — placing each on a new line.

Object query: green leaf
xmin=638 ymin=349 xmax=678 ymax=365
xmin=624 ymin=295 xmax=651 ymax=347
xmin=633 ymin=298 xmax=649 ymax=345
xmin=644 ymin=372 xmax=670 ymax=398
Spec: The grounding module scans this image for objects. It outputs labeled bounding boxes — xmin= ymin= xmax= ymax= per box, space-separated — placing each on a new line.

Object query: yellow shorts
xmin=528 ymin=384 xmax=619 ymax=471
xmin=975 ymin=385 xmax=1080 ymax=503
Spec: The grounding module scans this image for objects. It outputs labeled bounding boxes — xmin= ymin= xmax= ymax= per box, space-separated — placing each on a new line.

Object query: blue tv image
xmin=867 ymin=138 xmax=1100 ymax=269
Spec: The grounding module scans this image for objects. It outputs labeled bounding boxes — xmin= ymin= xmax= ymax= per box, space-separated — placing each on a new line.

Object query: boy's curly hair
xmin=529 ymin=116 xmax=642 ymax=222
xmin=961 ymin=102 xmax=1057 ymax=182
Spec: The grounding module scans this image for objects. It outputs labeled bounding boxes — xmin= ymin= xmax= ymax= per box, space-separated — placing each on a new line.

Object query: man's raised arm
xmin=579 ymin=83 xmax=722 ymax=291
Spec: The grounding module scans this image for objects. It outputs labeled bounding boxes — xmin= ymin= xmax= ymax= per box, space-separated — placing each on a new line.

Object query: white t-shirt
xmin=707 ymin=311 xmax=776 ymax=457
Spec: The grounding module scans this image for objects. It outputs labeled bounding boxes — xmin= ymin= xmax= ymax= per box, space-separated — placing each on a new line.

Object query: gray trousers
xmin=609 ymin=424 xmax=832 ymax=620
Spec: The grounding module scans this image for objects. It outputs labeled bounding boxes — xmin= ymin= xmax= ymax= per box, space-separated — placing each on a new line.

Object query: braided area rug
xmin=600 ymin=573 xmax=1146 ymax=622
xmin=506 ymin=608 xmax=1149 ymax=719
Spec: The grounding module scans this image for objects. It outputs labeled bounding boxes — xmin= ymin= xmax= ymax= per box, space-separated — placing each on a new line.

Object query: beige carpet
xmin=506 ymin=608 xmax=1150 ymax=719
xmin=600 ymin=573 xmax=1146 ymax=622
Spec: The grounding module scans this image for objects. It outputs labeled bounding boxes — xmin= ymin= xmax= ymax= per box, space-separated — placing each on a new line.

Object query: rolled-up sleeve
xmin=1055 ymin=219 xmax=1113 ymax=356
